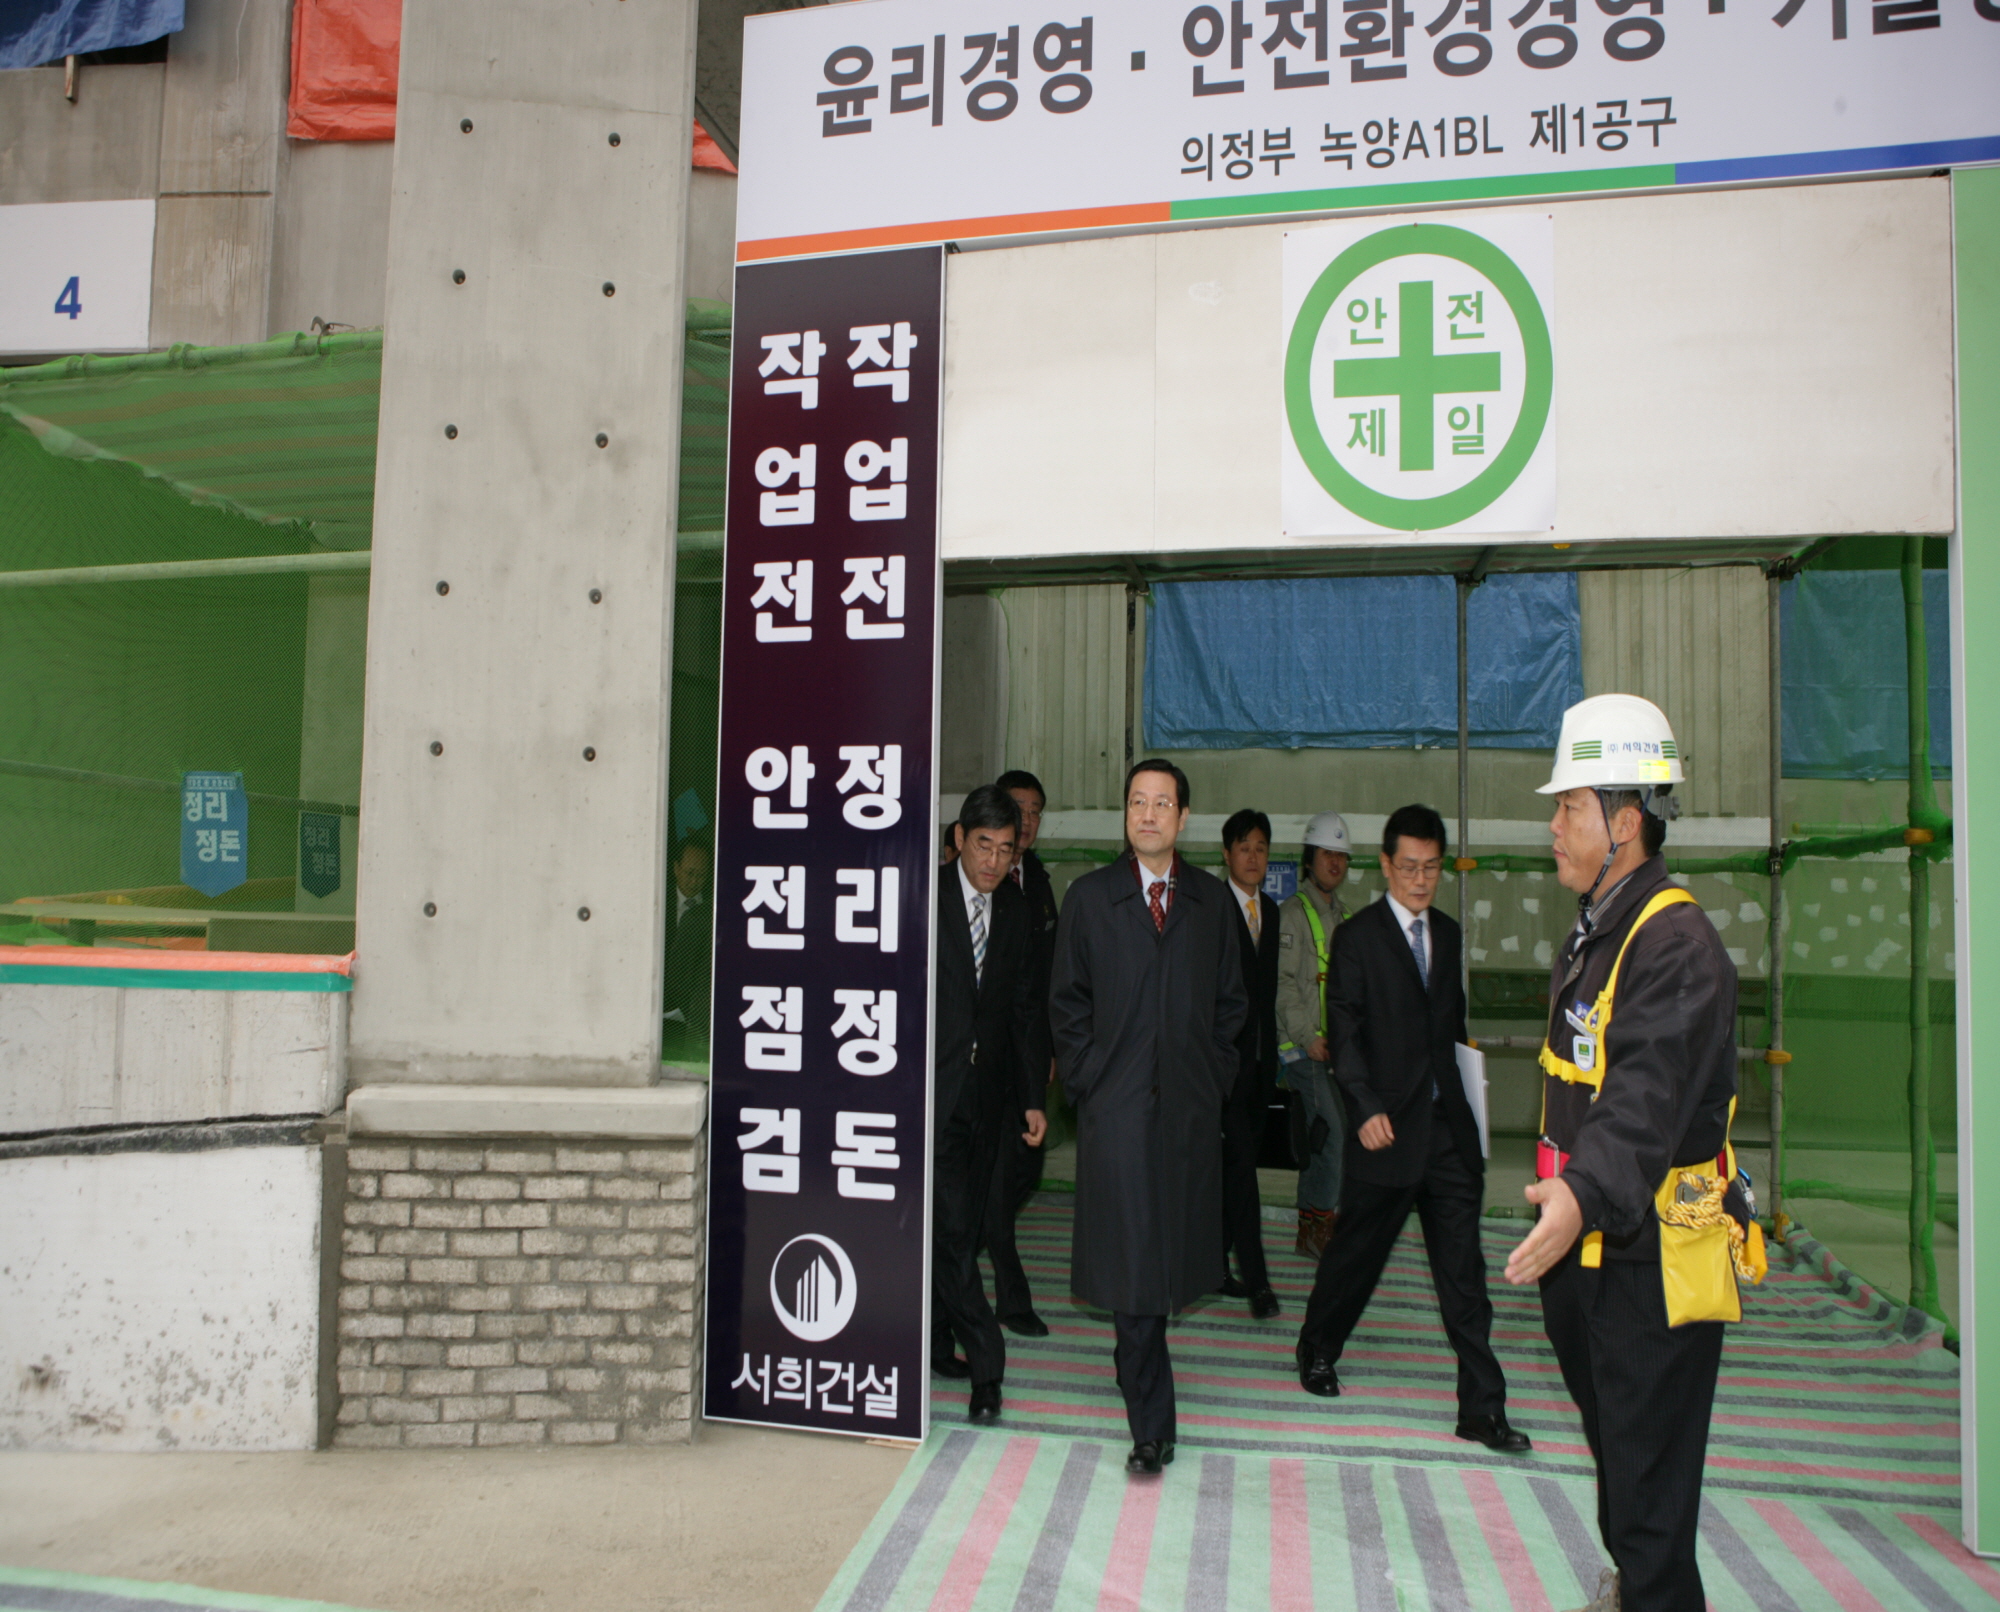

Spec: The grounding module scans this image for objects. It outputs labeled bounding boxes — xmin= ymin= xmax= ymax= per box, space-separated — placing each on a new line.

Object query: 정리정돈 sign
xmin=1282 ymin=211 xmax=1554 ymax=537
xmin=181 ymin=771 xmax=248 ymax=898
xmin=703 ymin=246 xmax=945 ymax=1443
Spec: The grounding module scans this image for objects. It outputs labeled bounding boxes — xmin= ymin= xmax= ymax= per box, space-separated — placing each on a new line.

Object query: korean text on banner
xmin=703 ymin=247 xmax=945 ymax=1444
xmin=735 ymin=0 xmax=2000 ymax=256
xmin=181 ymin=771 xmax=248 ymax=899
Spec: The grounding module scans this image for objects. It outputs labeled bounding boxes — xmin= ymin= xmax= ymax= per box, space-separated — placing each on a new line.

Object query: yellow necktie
xmin=1247 ymin=894 xmax=1261 ymax=942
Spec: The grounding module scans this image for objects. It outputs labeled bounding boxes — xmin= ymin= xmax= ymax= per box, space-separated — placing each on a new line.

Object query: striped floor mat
xmin=0 ymin=1568 xmax=381 ymax=1612
xmin=816 ymin=1430 xmax=2000 ymax=1612
xmin=933 ymin=1202 xmax=1959 ymax=1511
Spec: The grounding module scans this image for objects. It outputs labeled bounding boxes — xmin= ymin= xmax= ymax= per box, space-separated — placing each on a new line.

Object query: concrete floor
xmin=0 ymin=1422 xmax=911 ymax=1612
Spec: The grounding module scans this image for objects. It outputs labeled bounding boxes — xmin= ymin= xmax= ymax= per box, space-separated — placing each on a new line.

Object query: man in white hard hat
xmin=1275 ymin=810 xmax=1351 ymax=1259
xmin=1503 ymin=694 xmax=1742 ymax=1612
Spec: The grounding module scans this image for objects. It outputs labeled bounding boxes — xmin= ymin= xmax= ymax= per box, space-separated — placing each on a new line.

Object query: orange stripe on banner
xmin=0 ymin=943 xmax=353 ymax=975
xmin=737 ymin=203 xmax=1172 ymax=261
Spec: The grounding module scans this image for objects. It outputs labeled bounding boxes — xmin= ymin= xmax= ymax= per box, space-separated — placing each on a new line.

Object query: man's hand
xmin=1022 ymin=1109 xmax=1048 ymax=1147
xmin=1504 ymin=1177 xmax=1583 ymax=1285
xmin=1307 ymin=1035 xmax=1330 ymax=1063
xmin=1358 ymin=1113 xmax=1394 ymax=1151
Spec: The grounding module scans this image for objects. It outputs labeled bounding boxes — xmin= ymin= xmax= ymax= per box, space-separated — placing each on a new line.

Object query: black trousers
xmin=1541 ymin=1250 xmax=1724 ymax=1612
xmin=932 ymin=1087 xmax=1006 ymax=1387
xmin=1112 ymin=1312 xmax=1176 ymax=1444
xmin=1220 ymin=1061 xmax=1271 ymax=1291
xmin=981 ymin=1108 xmax=1044 ymax=1319
xmin=1299 ymin=1113 xmax=1505 ymax=1419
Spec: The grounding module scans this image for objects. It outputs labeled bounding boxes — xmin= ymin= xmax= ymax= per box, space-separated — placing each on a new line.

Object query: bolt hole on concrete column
xmin=437 ymin=580 xmax=450 ymax=595
xmin=444 ymin=424 xmax=457 ymax=439
xmin=460 ymin=118 xmax=472 ymax=132
xmin=423 ymin=903 xmax=437 ymax=918
xmin=589 ymin=588 xmax=603 ymax=603
xmin=452 ymin=269 xmax=465 ymax=285
xmin=603 ymin=282 xmax=616 ymax=297
xmin=577 ymin=907 xmax=591 ymax=922
xmin=583 ymin=747 xmax=597 ymax=761
xmin=428 ymin=742 xmax=442 ymax=757
xmin=595 ymin=433 xmax=609 ymax=448
xmin=608 ymin=131 xmax=621 ymax=146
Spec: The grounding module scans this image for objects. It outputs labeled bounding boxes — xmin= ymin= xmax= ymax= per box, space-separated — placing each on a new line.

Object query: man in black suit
xmin=932 ymin=785 xmax=1048 ymax=1424
xmin=1050 ymin=759 xmax=1246 ymax=1476
xmin=982 ymin=768 xmax=1060 ymax=1336
xmin=661 ymin=836 xmax=711 ymax=1060
xmin=1296 ymin=804 xmax=1529 ymax=1455
xmin=1219 ymin=808 xmax=1282 ymax=1318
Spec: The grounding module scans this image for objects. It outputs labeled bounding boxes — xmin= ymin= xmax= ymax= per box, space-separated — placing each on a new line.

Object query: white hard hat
xmin=1538 ymin=694 xmax=1686 ymax=796
xmin=1303 ymin=811 xmax=1351 ymax=854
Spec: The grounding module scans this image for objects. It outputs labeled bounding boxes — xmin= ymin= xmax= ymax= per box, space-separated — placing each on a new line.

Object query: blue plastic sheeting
xmin=0 ymin=0 xmax=181 ymax=68
xmin=1143 ymin=574 xmax=1582 ymax=751
xmin=1782 ymin=569 xmax=1951 ymax=780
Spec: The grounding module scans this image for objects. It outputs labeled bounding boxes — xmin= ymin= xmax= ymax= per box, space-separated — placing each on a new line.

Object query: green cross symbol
xmin=1333 ymin=280 xmax=1501 ymax=473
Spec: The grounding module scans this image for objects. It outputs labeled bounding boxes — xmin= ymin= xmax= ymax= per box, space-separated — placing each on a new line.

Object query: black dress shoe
xmin=1250 ymin=1287 xmax=1281 ymax=1320
xmin=1000 ymin=1310 xmax=1050 ymax=1338
xmin=1126 ymin=1439 xmax=1176 ymax=1474
xmin=1295 ymin=1337 xmax=1340 ymax=1398
xmin=1456 ymin=1413 xmax=1533 ymax=1453
xmin=931 ymin=1354 xmax=971 ymax=1379
xmin=1219 ymin=1274 xmax=1251 ymax=1298
xmin=968 ymin=1382 xmax=1002 ymax=1425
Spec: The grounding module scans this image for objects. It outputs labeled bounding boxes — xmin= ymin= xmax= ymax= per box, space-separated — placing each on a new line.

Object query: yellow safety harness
xmin=1538 ymin=887 xmax=1767 ymax=1322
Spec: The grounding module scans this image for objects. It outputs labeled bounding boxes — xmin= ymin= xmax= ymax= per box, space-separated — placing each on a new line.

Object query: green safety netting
xmin=0 ymin=307 xmax=730 ymax=972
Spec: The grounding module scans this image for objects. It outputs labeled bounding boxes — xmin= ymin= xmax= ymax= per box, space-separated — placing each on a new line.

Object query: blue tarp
xmin=0 ymin=0 xmax=180 ymax=68
xmin=1143 ymin=574 xmax=1582 ymax=751
xmin=1782 ymin=569 xmax=1951 ymax=780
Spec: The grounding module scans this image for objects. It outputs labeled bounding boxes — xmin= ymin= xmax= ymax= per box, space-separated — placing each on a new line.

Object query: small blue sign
xmin=181 ymin=771 xmax=248 ymax=898
xmin=299 ymin=811 xmax=341 ymax=899
xmin=1264 ymin=859 xmax=1299 ymax=904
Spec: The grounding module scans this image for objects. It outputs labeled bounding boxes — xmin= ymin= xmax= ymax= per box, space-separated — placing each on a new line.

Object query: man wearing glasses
xmin=1294 ymin=804 xmax=1528 ymax=1455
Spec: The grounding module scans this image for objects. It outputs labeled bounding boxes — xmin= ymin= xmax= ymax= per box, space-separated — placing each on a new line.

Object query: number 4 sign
xmin=0 ymin=200 xmax=154 ymax=355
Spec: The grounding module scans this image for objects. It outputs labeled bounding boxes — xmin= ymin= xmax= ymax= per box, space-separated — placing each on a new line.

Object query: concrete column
xmin=350 ymin=0 xmax=699 ymax=1087
xmin=151 ymin=0 xmax=290 ymax=346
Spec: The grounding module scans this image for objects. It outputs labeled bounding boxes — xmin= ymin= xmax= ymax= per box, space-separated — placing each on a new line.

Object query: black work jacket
xmin=1543 ymin=856 xmax=1739 ymax=1262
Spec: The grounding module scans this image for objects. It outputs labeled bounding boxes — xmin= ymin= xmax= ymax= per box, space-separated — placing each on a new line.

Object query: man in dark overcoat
xmin=1049 ymin=757 xmax=1246 ymax=1476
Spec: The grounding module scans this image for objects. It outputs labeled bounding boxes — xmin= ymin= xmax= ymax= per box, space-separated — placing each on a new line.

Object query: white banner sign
xmin=1282 ymin=211 xmax=1554 ymax=536
xmin=0 ymin=201 xmax=155 ymax=357
xmin=737 ymin=0 xmax=2000 ymax=258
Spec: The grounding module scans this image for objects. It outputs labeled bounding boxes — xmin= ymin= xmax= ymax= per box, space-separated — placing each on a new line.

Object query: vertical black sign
xmin=703 ymin=247 xmax=943 ymax=1441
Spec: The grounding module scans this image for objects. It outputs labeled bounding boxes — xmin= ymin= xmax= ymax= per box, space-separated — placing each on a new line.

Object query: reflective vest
xmin=1537 ymin=887 xmax=1765 ymax=1317
xmin=1279 ymin=895 xmax=1333 ymax=1056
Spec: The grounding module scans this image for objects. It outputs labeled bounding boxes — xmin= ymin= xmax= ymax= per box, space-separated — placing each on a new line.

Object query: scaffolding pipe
xmin=1768 ymin=573 xmax=1787 ymax=1226
xmin=1903 ymin=536 xmax=1943 ymax=1320
xmin=1123 ymin=584 xmax=1139 ymax=772
xmin=1457 ymin=576 xmax=1471 ymax=996
xmin=0 ymin=551 xmax=372 ymax=590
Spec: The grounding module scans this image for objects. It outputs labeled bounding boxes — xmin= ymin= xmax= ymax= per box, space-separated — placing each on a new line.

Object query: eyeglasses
xmin=1391 ymin=859 xmax=1445 ymax=878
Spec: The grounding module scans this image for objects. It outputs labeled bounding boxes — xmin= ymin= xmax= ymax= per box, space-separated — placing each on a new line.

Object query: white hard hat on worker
xmin=1541 ymin=693 xmax=1683 ymax=916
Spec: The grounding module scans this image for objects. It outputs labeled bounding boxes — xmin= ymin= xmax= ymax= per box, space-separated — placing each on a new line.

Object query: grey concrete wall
xmin=349 ymin=0 xmax=700 ymax=1087
xmin=0 ymin=986 xmax=347 ymax=1134
xmin=684 ymin=168 xmax=736 ymax=305
xmin=270 ymin=139 xmax=395 ymax=336
xmin=0 ymin=65 xmax=163 ymax=204
xmin=0 ymin=1145 xmax=322 ymax=1451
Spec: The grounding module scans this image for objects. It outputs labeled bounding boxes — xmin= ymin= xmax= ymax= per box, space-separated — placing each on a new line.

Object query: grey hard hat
xmin=1303 ymin=811 xmax=1351 ymax=854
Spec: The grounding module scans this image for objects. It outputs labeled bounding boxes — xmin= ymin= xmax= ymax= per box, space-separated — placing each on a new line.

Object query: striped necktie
xmin=1409 ymin=916 xmax=1429 ymax=989
xmin=970 ymin=894 xmax=988 ymax=986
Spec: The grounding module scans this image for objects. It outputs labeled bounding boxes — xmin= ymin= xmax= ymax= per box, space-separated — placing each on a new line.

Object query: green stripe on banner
xmin=0 ymin=1565 xmax=389 ymax=1612
xmin=0 ymin=965 xmax=350 ymax=993
xmin=1169 ymin=164 xmax=1676 ymax=223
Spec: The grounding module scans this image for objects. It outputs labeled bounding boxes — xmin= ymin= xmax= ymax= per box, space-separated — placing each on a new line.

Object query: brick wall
xmin=333 ymin=1138 xmax=705 ymax=1447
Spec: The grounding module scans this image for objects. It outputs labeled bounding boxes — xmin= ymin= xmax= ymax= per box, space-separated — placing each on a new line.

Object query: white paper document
xmin=1456 ymin=1043 xmax=1490 ymax=1161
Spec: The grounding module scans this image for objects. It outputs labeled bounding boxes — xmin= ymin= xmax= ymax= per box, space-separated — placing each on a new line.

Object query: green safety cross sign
xmin=1282 ymin=216 xmax=1555 ymax=538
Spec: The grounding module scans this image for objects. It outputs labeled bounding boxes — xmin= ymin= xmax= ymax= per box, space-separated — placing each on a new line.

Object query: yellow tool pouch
xmin=1654 ymin=1098 xmax=1768 ymax=1325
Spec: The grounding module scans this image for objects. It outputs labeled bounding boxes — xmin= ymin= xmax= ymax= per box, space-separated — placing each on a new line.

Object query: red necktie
xmin=1011 ymin=865 xmax=1023 ymax=888
xmin=1148 ymin=879 xmax=1166 ymax=932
